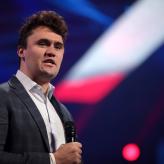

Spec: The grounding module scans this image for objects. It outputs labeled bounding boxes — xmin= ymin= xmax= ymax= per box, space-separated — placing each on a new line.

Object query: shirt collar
xmin=16 ymin=70 xmax=55 ymax=99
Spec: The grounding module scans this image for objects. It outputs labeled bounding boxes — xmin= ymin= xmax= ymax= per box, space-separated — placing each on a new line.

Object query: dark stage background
xmin=0 ymin=0 xmax=164 ymax=163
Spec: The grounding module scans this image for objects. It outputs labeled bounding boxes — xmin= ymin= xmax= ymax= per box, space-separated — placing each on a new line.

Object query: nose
xmin=45 ymin=52 xmax=55 ymax=57
xmin=45 ymin=46 xmax=55 ymax=57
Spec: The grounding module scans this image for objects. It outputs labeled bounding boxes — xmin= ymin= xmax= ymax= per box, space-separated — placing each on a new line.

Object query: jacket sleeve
xmin=0 ymin=152 xmax=50 ymax=164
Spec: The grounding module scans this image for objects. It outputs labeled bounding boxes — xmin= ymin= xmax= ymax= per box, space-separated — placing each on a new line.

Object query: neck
xmin=19 ymin=67 xmax=52 ymax=95
xmin=34 ymin=79 xmax=50 ymax=95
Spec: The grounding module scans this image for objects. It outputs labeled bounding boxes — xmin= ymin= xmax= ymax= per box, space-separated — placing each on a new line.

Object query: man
xmin=0 ymin=10 xmax=82 ymax=164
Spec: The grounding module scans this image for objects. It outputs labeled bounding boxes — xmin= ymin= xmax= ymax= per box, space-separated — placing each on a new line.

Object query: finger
xmin=73 ymin=142 xmax=82 ymax=148
xmin=60 ymin=144 xmax=64 ymax=147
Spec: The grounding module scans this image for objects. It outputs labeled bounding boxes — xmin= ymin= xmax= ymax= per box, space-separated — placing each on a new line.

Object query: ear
xmin=17 ymin=47 xmax=25 ymax=59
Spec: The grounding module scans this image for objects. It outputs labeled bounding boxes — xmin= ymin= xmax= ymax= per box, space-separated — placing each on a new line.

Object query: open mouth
xmin=43 ymin=59 xmax=55 ymax=65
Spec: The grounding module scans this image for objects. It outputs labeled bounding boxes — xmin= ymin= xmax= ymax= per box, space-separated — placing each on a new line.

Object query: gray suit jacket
xmin=0 ymin=76 xmax=73 ymax=164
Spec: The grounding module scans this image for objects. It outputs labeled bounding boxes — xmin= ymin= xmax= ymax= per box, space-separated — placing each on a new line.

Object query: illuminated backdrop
xmin=0 ymin=0 xmax=164 ymax=163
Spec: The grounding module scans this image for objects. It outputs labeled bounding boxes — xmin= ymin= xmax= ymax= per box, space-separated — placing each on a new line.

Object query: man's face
xmin=18 ymin=26 xmax=64 ymax=83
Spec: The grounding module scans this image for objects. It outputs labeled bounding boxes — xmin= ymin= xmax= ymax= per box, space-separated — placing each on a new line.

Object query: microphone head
xmin=64 ymin=121 xmax=76 ymax=143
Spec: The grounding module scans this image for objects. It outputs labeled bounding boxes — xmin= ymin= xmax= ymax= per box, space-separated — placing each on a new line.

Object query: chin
xmin=40 ymin=71 xmax=57 ymax=80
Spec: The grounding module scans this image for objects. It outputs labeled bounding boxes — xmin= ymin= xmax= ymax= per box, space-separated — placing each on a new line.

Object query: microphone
xmin=64 ymin=121 xmax=76 ymax=143
xmin=64 ymin=121 xmax=83 ymax=164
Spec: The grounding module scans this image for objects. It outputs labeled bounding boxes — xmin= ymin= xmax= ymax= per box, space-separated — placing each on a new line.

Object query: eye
xmin=38 ymin=41 xmax=46 ymax=45
xmin=54 ymin=43 xmax=64 ymax=50
xmin=37 ymin=39 xmax=50 ymax=47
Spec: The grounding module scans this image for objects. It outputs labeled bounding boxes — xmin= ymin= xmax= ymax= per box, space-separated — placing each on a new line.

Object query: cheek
xmin=57 ymin=52 xmax=64 ymax=64
xmin=58 ymin=55 xmax=64 ymax=66
xmin=26 ymin=49 xmax=43 ymax=64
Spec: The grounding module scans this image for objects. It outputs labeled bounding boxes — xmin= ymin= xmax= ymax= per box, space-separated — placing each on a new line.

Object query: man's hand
xmin=54 ymin=142 xmax=82 ymax=164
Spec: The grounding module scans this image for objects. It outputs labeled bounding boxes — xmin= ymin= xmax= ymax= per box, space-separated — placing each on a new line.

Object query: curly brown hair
xmin=18 ymin=10 xmax=68 ymax=49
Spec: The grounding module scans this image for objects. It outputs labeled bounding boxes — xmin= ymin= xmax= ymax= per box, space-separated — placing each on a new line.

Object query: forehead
xmin=28 ymin=26 xmax=63 ymax=43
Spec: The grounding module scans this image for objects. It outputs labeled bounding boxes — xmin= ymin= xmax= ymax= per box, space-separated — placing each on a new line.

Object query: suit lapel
xmin=50 ymin=96 xmax=74 ymax=124
xmin=8 ymin=76 xmax=50 ymax=151
xmin=50 ymin=96 xmax=65 ymax=124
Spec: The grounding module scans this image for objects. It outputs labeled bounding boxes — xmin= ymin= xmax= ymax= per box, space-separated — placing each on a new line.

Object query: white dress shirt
xmin=16 ymin=70 xmax=65 ymax=164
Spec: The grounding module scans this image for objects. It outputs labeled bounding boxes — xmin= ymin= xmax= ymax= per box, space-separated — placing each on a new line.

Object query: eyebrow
xmin=36 ymin=38 xmax=64 ymax=45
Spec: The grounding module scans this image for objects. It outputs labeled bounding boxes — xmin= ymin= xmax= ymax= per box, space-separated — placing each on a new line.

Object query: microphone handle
xmin=64 ymin=121 xmax=83 ymax=163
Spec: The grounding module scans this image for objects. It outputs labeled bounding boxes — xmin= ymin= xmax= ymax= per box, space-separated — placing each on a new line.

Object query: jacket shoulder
xmin=0 ymin=82 xmax=10 ymax=93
